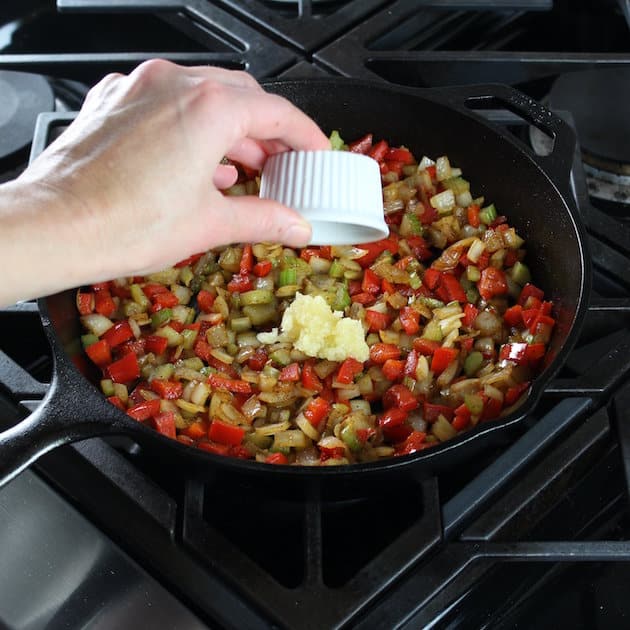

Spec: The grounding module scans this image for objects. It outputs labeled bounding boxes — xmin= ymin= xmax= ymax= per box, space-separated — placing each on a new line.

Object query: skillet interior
xmin=42 ymin=79 xmax=589 ymax=486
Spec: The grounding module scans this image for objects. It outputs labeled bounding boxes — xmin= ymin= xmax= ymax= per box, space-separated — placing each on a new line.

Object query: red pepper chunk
xmin=396 ymin=431 xmax=429 ymax=456
xmin=413 ymin=338 xmax=440 ymax=356
xmin=348 ymin=133 xmax=373 ymax=154
xmin=304 ymin=397 xmax=331 ymax=427
xmin=355 ymin=237 xmax=399 ymax=268
xmin=362 ymin=268 xmax=382 ymax=294
xmin=127 ymin=398 xmax=161 ymax=421
xmin=399 ymin=306 xmax=420 ymax=335
xmin=197 ymin=440 xmax=230 ymax=456
xmin=76 ymin=291 xmax=95 ymax=315
xmin=369 ymin=343 xmax=401 ymax=364
xmin=383 ymin=383 xmax=419 ymax=412
xmin=368 ymin=139 xmax=388 ymax=162
xmin=106 ymin=351 xmax=140 ymax=384
xmin=94 ymin=290 xmax=116 ymax=317
xmin=196 ymin=289 xmax=216 ymax=313
xmin=518 ymin=283 xmax=545 ymax=306
xmin=365 ymin=309 xmax=391 ymax=333
xmin=153 ymin=411 xmax=176 ymax=439
xmin=247 ymin=347 xmax=268 ymax=371
xmin=207 ymin=373 xmax=252 ymax=394
xmin=102 ymin=320 xmax=135 ymax=348
xmin=382 ymin=359 xmax=405 ymax=381
xmin=503 ymin=304 xmax=524 ymax=327
xmin=208 ymin=420 xmax=245 ymax=446
xmin=265 ymin=452 xmax=288 ymax=465
xmin=107 ymin=395 xmax=126 ymax=412
xmin=85 ymin=339 xmax=111 ymax=367
xmin=505 ymin=381 xmax=531 ymax=406
xmin=240 ymin=244 xmax=254 ymax=275
xmin=227 ymin=273 xmax=253 ymax=293
xmin=385 ymin=147 xmax=415 ymax=164
xmin=466 ymin=204 xmax=481 ymax=228
xmin=423 ymin=402 xmax=454 ymax=423
xmin=174 ymin=252 xmax=204 ymax=268
xmin=145 ymin=334 xmax=169 ymax=355
xmin=152 ymin=291 xmax=179 ymax=310
xmin=478 ymin=267 xmax=508 ymax=300
xmin=336 ymin=358 xmax=364 ymax=384
xmin=378 ymin=407 xmax=408 ymax=430
xmin=422 ymin=268 xmax=441 ymax=291
xmin=431 ymin=347 xmax=459 ymax=374
xmin=462 ymin=303 xmax=479 ymax=328
xmin=150 ymin=379 xmax=183 ymax=400
xmin=301 ymin=360 xmax=323 ymax=392
xmin=279 ymin=362 xmax=301 ymax=382
xmin=437 ymin=273 xmax=467 ymax=303
xmin=253 ymin=260 xmax=272 ymax=277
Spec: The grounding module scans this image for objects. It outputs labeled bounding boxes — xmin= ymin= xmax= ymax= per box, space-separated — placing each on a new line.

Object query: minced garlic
xmin=257 ymin=293 xmax=369 ymax=362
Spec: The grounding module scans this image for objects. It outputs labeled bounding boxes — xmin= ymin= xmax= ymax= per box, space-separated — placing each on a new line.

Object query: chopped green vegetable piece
xmin=479 ymin=203 xmax=497 ymax=225
xmin=152 ymin=363 xmax=175 ymax=380
xmin=151 ymin=308 xmax=172 ymax=329
xmin=464 ymin=393 xmax=484 ymax=416
xmin=270 ymin=348 xmax=292 ymax=367
xmin=230 ymin=316 xmax=252 ymax=332
xmin=442 ymin=176 xmax=470 ymax=195
xmin=130 ymin=283 xmax=150 ymax=309
xmin=81 ymin=333 xmax=99 ymax=348
xmin=340 ymin=425 xmax=361 ymax=452
xmin=400 ymin=212 xmax=423 ymax=237
xmin=100 ymin=378 xmax=115 ymax=397
xmin=408 ymin=272 xmax=422 ymax=289
xmin=463 ymin=351 xmax=483 ymax=377
xmin=278 ymin=268 xmax=297 ymax=287
xmin=332 ymin=284 xmax=351 ymax=311
xmin=418 ymin=297 xmax=445 ymax=309
xmin=328 ymin=260 xmax=345 ymax=279
xmin=329 ymin=130 xmax=347 ymax=151
xmin=422 ymin=319 xmax=443 ymax=342
xmin=510 ymin=261 xmax=532 ymax=286
xmin=465 ymin=287 xmax=480 ymax=304
xmin=240 ymin=289 xmax=274 ymax=306
xmin=466 ymin=265 xmax=481 ymax=282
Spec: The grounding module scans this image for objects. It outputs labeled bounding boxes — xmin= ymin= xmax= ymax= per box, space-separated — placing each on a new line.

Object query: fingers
xmin=213 ymin=163 xmax=238 ymax=189
xmin=208 ymin=197 xmax=312 ymax=248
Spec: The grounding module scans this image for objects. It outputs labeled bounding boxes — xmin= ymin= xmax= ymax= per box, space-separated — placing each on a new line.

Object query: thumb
xmin=214 ymin=196 xmax=312 ymax=248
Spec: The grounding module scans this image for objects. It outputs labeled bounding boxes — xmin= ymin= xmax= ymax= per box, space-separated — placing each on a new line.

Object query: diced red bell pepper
xmin=368 ymin=139 xmax=388 ymax=162
xmin=76 ymin=291 xmax=95 ymax=315
xmin=385 ymin=147 xmax=415 ymax=164
xmin=152 ymin=291 xmax=179 ymax=310
xmin=423 ymin=402 xmax=454 ymax=423
xmin=383 ymin=383 xmax=419 ymax=412
xmin=362 ymin=268 xmax=381 ymax=295
xmin=418 ymin=203 xmax=438 ymax=225
xmin=319 ymin=445 xmax=346 ymax=462
xmin=208 ymin=420 xmax=245 ymax=446
xmin=145 ymin=334 xmax=169 ymax=355
xmin=369 ymin=343 xmax=401 ymax=364
xmin=503 ymin=304 xmax=524 ymax=327
xmin=94 ymin=290 xmax=116 ymax=317
xmin=504 ymin=250 xmax=519 ymax=267
xmin=150 ymin=379 xmax=183 ymax=400
xmin=348 ymin=133 xmax=373 ymax=154
xmin=437 ymin=273 xmax=467 ymax=303
xmin=85 ymin=339 xmax=112 ymax=367
xmin=378 ymin=407 xmax=408 ymax=430
xmin=525 ymin=343 xmax=546 ymax=362
xmin=399 ymin=306 xmax=420 ymax=335
xmin=304 ymin=397 xmax=331 ymax=427
xmin=247 ymin=347 xmax=268 ymax=371
xmin=404 ymin=349 xmax=419 ymax=377
xmin=336 ymin=357 xmax=364 ymax=384
xmin=462 ymin=303 xmax=479 ymax=328
xmin=351 ymin=292 xmax=376 ymax=306
xmin=422 ymin=268 xmax=441 ymax=291
xmin=91 ymin=281 xmax=111 ymax=292
xmin=174 ymin=252 xmax=204 ymax=268
xmin=279 ymin=362 xmax=301 ymax=382
xmin=239 ymin=244 xmax=253 ymax=275
xmin=499 ymin=342 xmax=528 ymax=365
xmin=431 ymin=347 xmax=459 ymax=374
xmin=265 ymin=452 xmax=288 ymax=465
xmin=467 ymin=204 xmax=481 ymax=228
xmin=383 ymin=160 xmax=404 ymax=177
xmin=478 ymin=267 xmax=508 ymax=300
xmin=406 ymin=235 xmax=433 ymax=261
xmin=518 ymin=283 xmax=545 ymax=306
xmin=182 ymin=420 xmax=207 ymax=440
xmin=142 ymin=283 xmax=169 ymax=299
xmin=300 ymin=247 xmax=323 ymax=262
xmin=355 ymin=236 xmax=399 ymax=268
xmin=505 ymin=381 xmax=531 ymax=406
xmin=413 ymin=338 xmax=440 ymax=356
xmin=196 ymin=289 xmax=216 ymax=313
xmin=177 ymin=434 xmax=195 ymax=446
xmin=381 ymin=279 xmax=396 ymax=295
xmin=452 ymin=406 xmax=471 ymax=431
xmin=102 ymin=320 xmax=135 ymax=348
xmin=227 ymin=273 xmax=253 ymax=293
xmin=197 ymin=440 xmax=230 ymax=456
xmin=365 ymin=309 xmax=392 ymax=333
xmin=153 ymin=411 xmax=176 ymax=439
xmin=253 ymin=260 xmax=272 ymax=277
xmin=301 ymin=360 xmax=323 ymax=392
xmin=127 ymin=398 xmax=161 ymax=421
xmin=106 ymin=351 xmax=140 ymax=384
xmin=207 ymin=373 xmax=252 ymax=394
xmin=395 ymin=430 xmax=429 ymax=456
xmin=481 ymin=395 xmax=503 ymax=421
xmin=382 ymin=359 xmax=406 ymax=381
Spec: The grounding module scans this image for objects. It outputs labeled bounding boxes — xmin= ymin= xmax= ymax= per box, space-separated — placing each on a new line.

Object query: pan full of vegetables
xmin=0 ymin=80 xmax=590 ymax=488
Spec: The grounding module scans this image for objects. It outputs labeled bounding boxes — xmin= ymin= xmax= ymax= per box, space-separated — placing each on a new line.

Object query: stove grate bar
xmin=0 ymin=350 xmax=48 ymax=400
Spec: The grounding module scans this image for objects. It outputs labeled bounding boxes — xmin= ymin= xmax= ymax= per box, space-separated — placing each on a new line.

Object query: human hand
xmin=7 ymin=60 xmax=328 ymax=301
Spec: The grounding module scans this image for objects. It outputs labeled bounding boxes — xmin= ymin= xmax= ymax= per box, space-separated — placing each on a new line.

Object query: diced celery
xmin=418 ymin=297 xmax=445 ymax=309
xmin=328 ymin=260 xmax=345 ymax=279
xmin=422 ymin=319 xmax=443 ymax=341
xmin=81 ymin=334 xmax=99 ymax=348
xmin=240 ymin=289 xmax=274 ymax=306
xmin=465 ymin=287 xmax=480 ymax=304
xmin=230 ymin=316 xmax=252 ymax=332
xmin=442 ymin=176 xmax=470 ymax=195
xmin=100 ymin=379 xmax=115 ymax=397
xmin=466 ymin=265 xmax=481 ymax=282
xmin=408 ymin=272 xmax=422 ymax=289
xmin=400 ymin=213 xmax=423 ymax=237
xmin=154 ymin=325 xmax=183 ymax=347
xmin=479 ymin=203 xmax=497 ymax=225
xmin=340 ymin=425 xmax=361 ymax=452
xmin=463 ymin=351 xmax=483 ymax=377
xmin=510 ymin=261 xmax=532 ymax=286
xmin=329 ymin=130 xmax=347 ymax=151
xmin=432 ymin=414 xmax=457 ymax=441
xmin=152 ymin=363 xmax=175 ymax=380
xmin=181 ymin=328 xmax=198 ymax=350
xmin=464 ymin=393 xmax=484 ymax=416
xmin=270 ymin=349 xmax=291 ymax=366
xmin=332 ymin=284 xmax=351 ymax=311
xmin=151 ymin=308 xmax=172 ymax=329
xmin=179 ymin=266 xmax=194 ymax=287
xmin=243 ymin=303 xmax=277 ymax=326
xmin=278 ymin=268 xmax=297 ymax=287
xmin=130 ymin=283 xmax=150 ymax=309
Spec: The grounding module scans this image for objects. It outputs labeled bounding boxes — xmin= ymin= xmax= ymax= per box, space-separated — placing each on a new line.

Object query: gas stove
xmin=1 ymin=2 xmax=630 ymax=629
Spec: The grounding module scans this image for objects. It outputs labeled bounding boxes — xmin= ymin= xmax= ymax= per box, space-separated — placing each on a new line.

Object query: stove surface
xmin=1 ymin=2 xmax=630 ymax=629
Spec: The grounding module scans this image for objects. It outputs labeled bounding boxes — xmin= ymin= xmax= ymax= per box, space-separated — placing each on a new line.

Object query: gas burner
xmin=0 ymin=70 xmax=53 ymax=179
xmin=546 ymin=67 xmax=630 ymax=207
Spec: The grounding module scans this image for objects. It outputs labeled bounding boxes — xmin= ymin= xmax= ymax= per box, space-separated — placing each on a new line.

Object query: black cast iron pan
xmin=0 ymin=80 xmax=590 ymax=491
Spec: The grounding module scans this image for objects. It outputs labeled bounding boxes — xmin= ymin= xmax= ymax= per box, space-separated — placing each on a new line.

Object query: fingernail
xmin=285 ymin=218 xmax=312 ymax=247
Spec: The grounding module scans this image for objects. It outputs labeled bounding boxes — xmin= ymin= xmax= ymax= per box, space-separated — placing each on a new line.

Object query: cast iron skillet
xmin=0 ymin=80 xmax=590 ymax=491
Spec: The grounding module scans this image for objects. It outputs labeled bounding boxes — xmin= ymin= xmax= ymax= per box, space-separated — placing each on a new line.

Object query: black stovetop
xmin=1 ymin=2 xmax=630 ymax=629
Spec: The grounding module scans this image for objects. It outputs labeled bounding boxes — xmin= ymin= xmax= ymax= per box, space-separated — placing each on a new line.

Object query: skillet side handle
xmin=0 ymin=378 xmax=118 ymax=489
xmin=429 ymin=83 xmax=576 ymax=198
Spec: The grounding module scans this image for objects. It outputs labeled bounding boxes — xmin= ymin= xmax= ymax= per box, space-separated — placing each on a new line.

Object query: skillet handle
xmin=429 ymin=83 xmax=576 ymax=197
xmin=0 ymin=369 xmax=121 ymax=489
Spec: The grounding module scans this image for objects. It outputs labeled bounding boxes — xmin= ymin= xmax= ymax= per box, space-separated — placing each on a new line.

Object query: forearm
xmin=0 ymin=180 xmax=101 ymax=306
